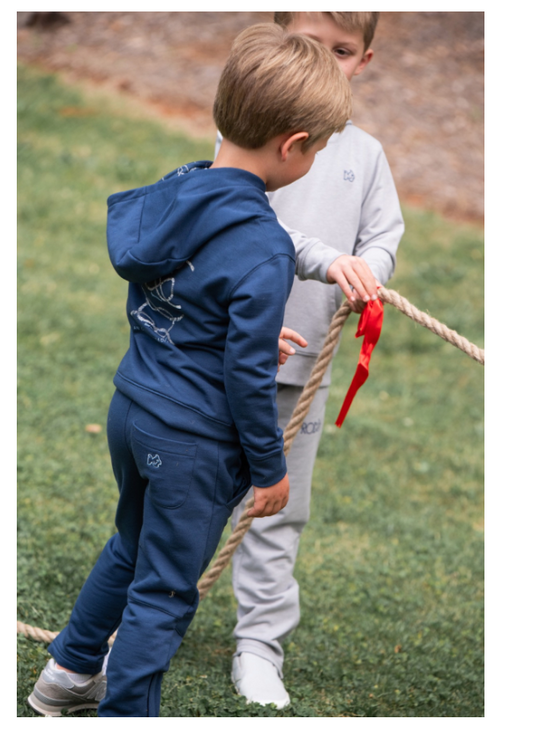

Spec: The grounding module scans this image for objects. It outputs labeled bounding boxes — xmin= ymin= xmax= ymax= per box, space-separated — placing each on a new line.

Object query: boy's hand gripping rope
xmin=16 ymin=286 xmax=484 ymax=642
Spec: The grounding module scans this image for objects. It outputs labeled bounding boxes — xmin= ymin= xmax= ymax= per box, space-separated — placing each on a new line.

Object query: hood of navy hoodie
xmin=108 ymin=161 xmax=269 ymax=283
xmin=107 ymin=161 xmax=295 ymax=487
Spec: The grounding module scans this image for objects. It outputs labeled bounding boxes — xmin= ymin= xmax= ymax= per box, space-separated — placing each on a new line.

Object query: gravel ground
xmin=17 ymin=11 xmax=484 ymax=223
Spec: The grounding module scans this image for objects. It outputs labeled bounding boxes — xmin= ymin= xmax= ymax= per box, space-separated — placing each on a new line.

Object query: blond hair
xmin=274 ymin=12 xmax=380 ymax=51
xmin=213 ymin=23 xmax=352 ymax=151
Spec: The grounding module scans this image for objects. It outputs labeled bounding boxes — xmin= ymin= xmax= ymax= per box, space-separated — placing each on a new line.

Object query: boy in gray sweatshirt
xmin=227 ymin=12 xmax=405 ymax=708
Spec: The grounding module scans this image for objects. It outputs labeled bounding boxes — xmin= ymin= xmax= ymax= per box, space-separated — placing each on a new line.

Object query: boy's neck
xmin=211 ymin=138 xmax=273 ymax=185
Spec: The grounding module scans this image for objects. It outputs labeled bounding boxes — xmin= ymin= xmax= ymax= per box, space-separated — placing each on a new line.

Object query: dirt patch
xmin=17 ymin=11 xmax=484 ymax=225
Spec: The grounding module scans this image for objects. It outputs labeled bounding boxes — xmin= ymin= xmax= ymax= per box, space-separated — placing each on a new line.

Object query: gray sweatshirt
xmin=215 ymin=122 xmax=404 ymax=387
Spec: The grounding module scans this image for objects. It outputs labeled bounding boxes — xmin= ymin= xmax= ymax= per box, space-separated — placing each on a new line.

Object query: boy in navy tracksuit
xmin=27 ymin=23 xmax=353 ymax=717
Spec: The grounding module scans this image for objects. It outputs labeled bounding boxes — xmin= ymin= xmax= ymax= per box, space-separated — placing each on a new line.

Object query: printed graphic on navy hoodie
xmin=107 ymin=162 xmax=295 ymax=488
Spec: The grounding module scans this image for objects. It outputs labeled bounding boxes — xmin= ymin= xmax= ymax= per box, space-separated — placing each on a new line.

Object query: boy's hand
xmin=248 ymin=473 xmax=290 ymax=518
xmin=326 ymin=255 xmax=380 ymax=312
xmin=278 ymin=327 xmax=308 ymax=369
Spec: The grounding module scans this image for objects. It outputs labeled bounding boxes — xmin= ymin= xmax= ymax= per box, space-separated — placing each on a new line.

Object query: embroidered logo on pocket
xmin=133 ymin=424 xmax=197 ymax=508
xmin=147 ymin=453 xmax=162 ymax=468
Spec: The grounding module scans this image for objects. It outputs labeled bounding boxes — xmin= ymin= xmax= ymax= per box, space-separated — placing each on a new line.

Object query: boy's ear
xmin=280 ymin=132 xmax=309 ymax=161
xmin=353 ymin=48 xmax=374 ymax=77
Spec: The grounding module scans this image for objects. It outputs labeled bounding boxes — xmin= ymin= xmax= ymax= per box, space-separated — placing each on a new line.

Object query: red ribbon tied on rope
xmin=335 ymin=297 xmax=384 ymax=428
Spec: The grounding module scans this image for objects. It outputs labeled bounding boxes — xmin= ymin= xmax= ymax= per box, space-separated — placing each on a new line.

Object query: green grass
xmin=17 ymin=63 xmax=484 ymax=717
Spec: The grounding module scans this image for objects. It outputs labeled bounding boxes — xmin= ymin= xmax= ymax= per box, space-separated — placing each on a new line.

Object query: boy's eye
xmin=334 ymin=48 xmax=352 ymax=58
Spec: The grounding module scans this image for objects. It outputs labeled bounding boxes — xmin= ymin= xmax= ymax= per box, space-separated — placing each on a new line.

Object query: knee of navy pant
xmin=128 ymin=553 xmax=199 ymax=625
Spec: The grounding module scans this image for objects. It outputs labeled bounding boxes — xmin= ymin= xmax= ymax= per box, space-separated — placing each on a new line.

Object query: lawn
xmin=17 ymin=63 xmax=484 ymax=717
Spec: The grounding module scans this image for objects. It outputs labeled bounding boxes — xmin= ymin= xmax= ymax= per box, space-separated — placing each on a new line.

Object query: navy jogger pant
xmin=49 ymin=390 xmax=251 ymax=716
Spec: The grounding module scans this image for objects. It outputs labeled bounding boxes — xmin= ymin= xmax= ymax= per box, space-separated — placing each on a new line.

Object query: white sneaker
xmin=232 ymin=652 xmax=290 ymax=709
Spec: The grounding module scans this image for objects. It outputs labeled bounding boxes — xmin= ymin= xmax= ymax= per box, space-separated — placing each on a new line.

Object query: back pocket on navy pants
xmin=131 ymin=423 xmax=197 ymax=509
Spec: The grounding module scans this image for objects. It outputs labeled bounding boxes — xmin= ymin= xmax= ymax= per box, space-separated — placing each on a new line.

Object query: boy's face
xmin=287 ymin=13 xmax=373 ymax=81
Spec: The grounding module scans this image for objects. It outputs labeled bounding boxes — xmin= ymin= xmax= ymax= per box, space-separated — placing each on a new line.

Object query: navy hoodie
xmin=107 ymin=161 xmax=295 ymax=488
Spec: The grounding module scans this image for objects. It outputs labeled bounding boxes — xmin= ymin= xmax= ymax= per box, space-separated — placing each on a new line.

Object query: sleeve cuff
xmin=298 ymin=242 xmax=343 ymax=283
xmin=247 ymin=450 xmax=287 ymax=488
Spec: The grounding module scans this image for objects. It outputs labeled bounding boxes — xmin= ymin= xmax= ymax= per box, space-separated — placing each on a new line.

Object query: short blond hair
xmin=213 ymin=23 xmax=352 ymax=151
xmin=274 ymin=12 xmax=380 ymax=51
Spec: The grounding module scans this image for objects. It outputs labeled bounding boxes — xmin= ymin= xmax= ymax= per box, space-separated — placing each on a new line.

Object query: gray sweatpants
xmin=231 ymin=383 xmax=329 ymax=675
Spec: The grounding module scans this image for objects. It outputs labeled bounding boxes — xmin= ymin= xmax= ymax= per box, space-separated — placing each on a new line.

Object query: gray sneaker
xmin=27 ymin=659 xmax=107 ymax=717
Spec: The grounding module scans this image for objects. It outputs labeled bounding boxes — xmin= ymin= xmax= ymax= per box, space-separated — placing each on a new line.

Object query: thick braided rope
xmin=197 ymin=299 xmax=352 ymax=600
xmin=196 ymin=288 xmax=485 ymax=599
xmin=17 ymin=621 xmax=58 ymax=644
xmin=17 ymin=288 xmax=484 ymax=640
xmin=16 ymin=306 xmax=350 ymax=642
xmin=379 ymin=287 xmax=485 ymax=365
